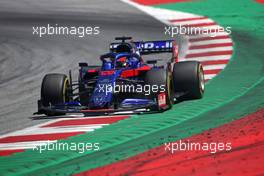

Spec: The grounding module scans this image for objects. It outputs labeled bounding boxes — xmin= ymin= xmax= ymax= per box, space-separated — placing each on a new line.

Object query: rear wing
xmin=110 ymin=40 xmax=173 ymax=54
xmin=110 ymin=40 xmax=178 ymax=62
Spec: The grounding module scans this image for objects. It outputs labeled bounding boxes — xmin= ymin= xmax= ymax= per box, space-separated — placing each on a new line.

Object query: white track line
xmin=0 ymin=115 xmax=117 ymax=139
xmin=185 ymin=55 xmax=232 ymax=62
xmin=0 ymin=140 xmax=57 ymax=150
xmin=188 ymin=46 xmax=233 ymax=54
xmin=190 ymin=39 xmax=232 ymax=45
xmin=203 ymin=64 xmax=226 ymax=70
xmin=188 ymin=32 xmax=230 ymax=39
xmin=170 ymin=19 xmax=215 ymax=26
xmin=204 ymin=74 xmax=217 ymax=80
xmin=1 ymin=124 xmax=106 ymax=136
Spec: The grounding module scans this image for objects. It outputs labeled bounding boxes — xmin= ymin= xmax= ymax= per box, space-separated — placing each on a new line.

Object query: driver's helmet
xmin=116 ymin=56 xmax=127 ymax=68
xmin=116 ymin=44 xmax=131 ymax=53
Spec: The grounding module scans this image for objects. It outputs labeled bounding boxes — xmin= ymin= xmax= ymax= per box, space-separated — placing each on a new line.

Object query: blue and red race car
xmin=35 ymin=37 xmax=205 ymax=116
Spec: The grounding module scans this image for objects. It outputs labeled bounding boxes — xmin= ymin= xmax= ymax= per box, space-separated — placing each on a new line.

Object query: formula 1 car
xmin=35 ymin=37 xmax=204 ymax=116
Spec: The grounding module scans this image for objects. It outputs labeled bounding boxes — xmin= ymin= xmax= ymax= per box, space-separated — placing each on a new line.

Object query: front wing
xmin=34 ymin=99 xmax=170 ymax=116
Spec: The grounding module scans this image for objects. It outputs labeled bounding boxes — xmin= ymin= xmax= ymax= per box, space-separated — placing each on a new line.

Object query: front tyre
xmin=173 ymin=61 xmax=205 ymax=100
xmin=41 ymin=73 xmax=70 ymax=116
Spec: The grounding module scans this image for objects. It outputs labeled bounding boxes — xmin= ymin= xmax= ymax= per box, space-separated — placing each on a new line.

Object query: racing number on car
xmin=158 ymin=93 xmax=166 ymax=108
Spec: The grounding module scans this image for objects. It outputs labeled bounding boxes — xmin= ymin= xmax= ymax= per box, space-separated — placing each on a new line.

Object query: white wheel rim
xmin=199 ymin=67 xmax=205 ymax=92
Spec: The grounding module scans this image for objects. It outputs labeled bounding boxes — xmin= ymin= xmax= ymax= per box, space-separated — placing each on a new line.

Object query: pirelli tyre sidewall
xmin=173 ymin=61 xmax=205 ymax=100
xmin=144 ymin=69 xmax=173 ymax=111
xmin=41 ymin=73 xmax=69 ymax=115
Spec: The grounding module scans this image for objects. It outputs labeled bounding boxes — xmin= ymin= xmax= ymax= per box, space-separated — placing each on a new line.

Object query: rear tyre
xmin=41 ymin=73 xmax=70 ymax=116
xmin=173 ymin=61 xmax=204 ymax=100
xmin=144 ymin=69 xmax=173 ymax=111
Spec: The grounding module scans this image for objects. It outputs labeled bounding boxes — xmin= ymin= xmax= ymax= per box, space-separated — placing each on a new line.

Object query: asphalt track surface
xmin=0 ymin=0 xmax=172 ymax=135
